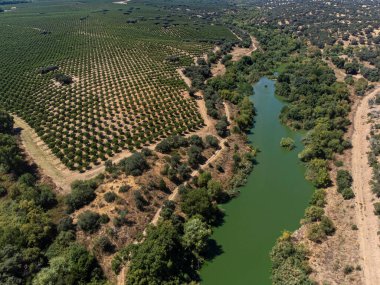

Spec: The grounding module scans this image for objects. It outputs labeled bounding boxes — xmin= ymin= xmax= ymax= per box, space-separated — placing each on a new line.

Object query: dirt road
xmin=351 ymin=86 xmax=380 ymax=285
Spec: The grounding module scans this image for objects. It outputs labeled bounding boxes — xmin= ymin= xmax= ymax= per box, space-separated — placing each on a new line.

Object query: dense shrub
xmin=270 ymin=232 xmax=313 ymax=285
xmin=373 ymin=202 xmax=380 ymax=215
xmin=336 ymin=170 xmax=355 ymax=199
xmin=280 ymin=137 xmax=295 ymax=150
xmin=309 ymin=189 xmax=326 ymax=207
xmin=104 ymin=191 xmax=117 ymax=203
xmin=77 ymin=211 xmax=101 ymax=233
xmin=304 ymin=206 xmax=324 ymax=223
xmin=119 ymin=152 xmax=148 ymax=176
xmin=65 ymin=180 xmax=98 ymax=212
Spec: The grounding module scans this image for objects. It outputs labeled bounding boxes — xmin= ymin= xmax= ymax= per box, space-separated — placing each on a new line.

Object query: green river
xmin=200 ymin=77 xmax=313 ymax=284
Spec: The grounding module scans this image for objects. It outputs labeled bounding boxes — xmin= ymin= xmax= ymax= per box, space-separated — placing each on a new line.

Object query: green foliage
xmin=270 ymin=232 xmax=314 ymax=285
xmin=104 ymin=191 xmax=117 ymax=203
xmin=320 ymin=216 xmax=336 ymax=236
xmin=197 ymin=171 xmax=212 ymax=188
xmin=65 ymin=179 xmax=99 ymax=213
xmin=182 ymin=217 xmax=212 ymax=258
xmin=373 ymin=202 xmax=380 ymax=215
xmin=215 ymin=117 xmax=229 ymax=137
xmin=309 ymin=189 xmax=326 ymax=207
xmin=155 ymin=135 xmax=188 ymax=154
xmin=306 ymin=223 xmax=326 ymax=243
xmin=236 ymin=96 xmax=255 ymax=132
xmin=280 ymin=137 xmax=295 ymax=150
xmin=54 ymin=73 xmax=73 ymax=85
xmin=77 ymin=211 xmax=101 ymax=233
xmin=336 ymin=170 xmax=355 ymax=199
xmin=207 ymin=179 xmax=223 ymax=201
xmin=304 ymin=206 xmax=324 ymax=223
xmin=205 ymin=135 xmax=219 ymax=148
xmin=33 ymin=243 xmax=105 ymax=285
xmin=354 ymin=78 xmax=368 ymax=96
xmin=0 ymin=134 xmax=23 ymax=173
xmin=187 ymin=145 xmax=203 ymax=168
xmin=133 ymin=190 xmax=148 ymax=211
xmin=57 ymin=216 xmax=75 ymax=233
xmin=0 ymin=110 xmax=14 ymax=134
xmin=125 ymin=221 xmax=196 ymax=285
xmin=180 ymin=188 xmax=217 ymax=222
xmin=119 ymin=153 xmax=149 ymax=176
xmin=0 ymin=200 xmax=54 ymax=283
xmin=305 ymin=159 xmax=331 ymax=188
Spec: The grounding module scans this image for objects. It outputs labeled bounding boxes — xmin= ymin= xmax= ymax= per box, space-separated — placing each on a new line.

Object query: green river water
xmin=200 ymin=77 xmax=314 ymax=284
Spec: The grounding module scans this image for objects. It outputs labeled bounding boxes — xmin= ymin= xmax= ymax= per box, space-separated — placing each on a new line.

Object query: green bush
xmin=280 ymin=137 xmax=295 ymax=150
xmin=304 ymin=206 xmax=324 ymax=223
xmin=305 ymin=159 xmax=331 ymax=188
xmin=119 ymin=153 xmax=148 ymax=176
xmin=341 ymin=188 xmax=355 ymax=200
xmin=65 ymin=180 xmax=98 ymax=212
xmin=94 ymin=236 xmax=115 ymax=253
xmin=119 ymin=185 xmax=130 ymax=193
xmin=320 ymin=216 xmax=336 ymax=235
xmin=104 ymin=191 xmax=117 ymax=203
xmin=374 ymin=202 xmax=380 ymax=215
xmin=99 ymin=214 xmax=110 ymax=224
xmin=309 ymin=189 xmax=326 ymax=207
xmin=77 ymin=211 xmax=101 ymax=233
xmin=307 ymin=223 xmax=326 ymax=243
xmin=270 ymin=232 xmax=313 ymax=285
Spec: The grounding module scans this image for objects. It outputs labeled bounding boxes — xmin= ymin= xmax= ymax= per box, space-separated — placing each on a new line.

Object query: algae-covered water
xmin=200 ymin=77 xmax=313 ymax=284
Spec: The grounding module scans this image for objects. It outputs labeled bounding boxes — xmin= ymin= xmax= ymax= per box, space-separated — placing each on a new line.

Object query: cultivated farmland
xmin=0 ymin=0 xmax=235 ymax=172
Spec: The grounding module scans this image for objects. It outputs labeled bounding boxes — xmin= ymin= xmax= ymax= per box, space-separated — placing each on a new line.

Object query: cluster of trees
xmin=112 ymin=179 xmax=223 ymax=284
xmin=105 ymin=151 xmax=149 ymax=177
xmin=270 ymin=231 xmax=313 ymax=285
xmin=157 ymin=135 xmax=219 ymax=180
xmin=277 ymin=60 xmax=352 ymax=181
xmin=54 ymin=73 xmax=73 ymax=85
xmin=0 ymin=110 xmax=105 ymax=284
xmin=183 ymin=59 xmax=211 ymax=90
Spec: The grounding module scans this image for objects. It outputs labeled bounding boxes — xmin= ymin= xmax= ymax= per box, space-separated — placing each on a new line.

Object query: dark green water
xmin=200 ymin=77 xmax=313 ymax=284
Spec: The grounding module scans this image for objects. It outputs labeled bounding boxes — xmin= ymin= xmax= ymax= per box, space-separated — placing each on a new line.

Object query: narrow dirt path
xmin=351 ymin=86 xmax=380 ymax=285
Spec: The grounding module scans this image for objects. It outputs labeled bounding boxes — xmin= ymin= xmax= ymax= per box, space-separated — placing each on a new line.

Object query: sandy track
xmin=351 ymin=86 xmax=380 ymax=285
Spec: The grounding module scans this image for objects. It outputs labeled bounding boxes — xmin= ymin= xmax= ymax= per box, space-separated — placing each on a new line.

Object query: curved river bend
xmin=200 ymin=77 xmax=313 ymax=284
